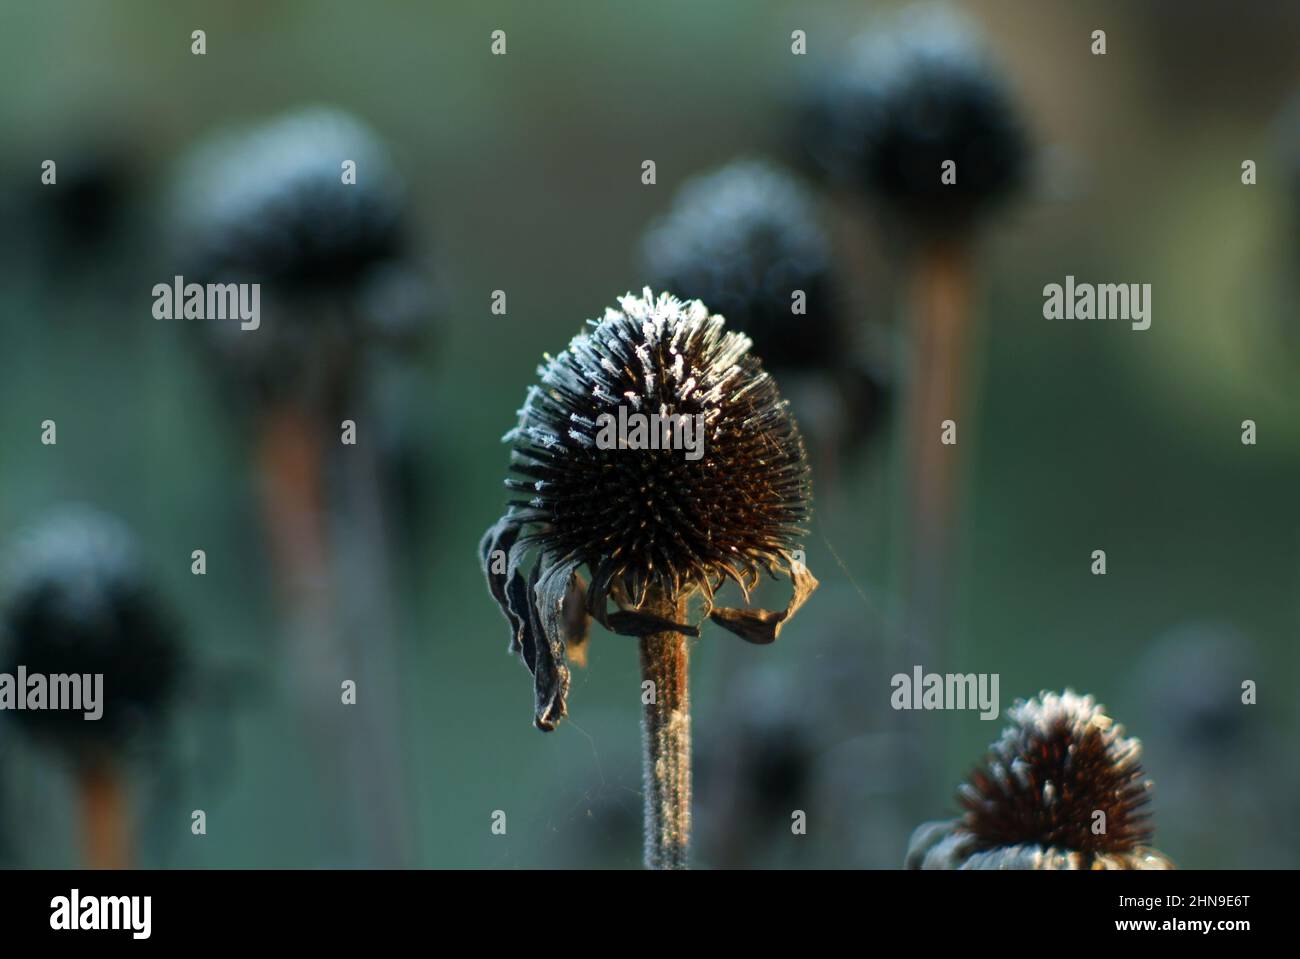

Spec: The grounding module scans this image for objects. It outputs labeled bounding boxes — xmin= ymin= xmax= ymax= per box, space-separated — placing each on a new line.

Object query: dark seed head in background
xmin=33 ymin=137 xmax=136 ymax=261
xmin=642 ymin=159 xmax=894 ymax=454
xmin=170 ymin=106 xmax=431 ymax=409
xmin=641 ymin=159 xmax=844 ymax=372
xmin=0 ymin=506 xmax=182 ymax=761
xmin=795 ymin=5 xmax=1031 ymax=239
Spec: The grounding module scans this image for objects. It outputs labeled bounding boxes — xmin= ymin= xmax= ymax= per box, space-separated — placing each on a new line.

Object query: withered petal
xmin=708 ymin=560 xmax=818 ymax=644
xmin=603 ymin=609 xmax=700 ymax=638
xmin=478 ymin=513 xmax=518 ymax=612
xmin=562 ymin=572 xmax=592 ymax=667
xmin=480 ymin=513 xmax=528 ymax=654
xmin=505 ymin=570 xmax=535 ymax=668
xmin=535 ymin=554 xmax=582 ymax=661
xmin=599 ymin=582 xmax=699 ymax=637
xmin=585 ymin=559 xmax=618 ymax=630
xmin=524 ymin=560 xmax=571 ymax=731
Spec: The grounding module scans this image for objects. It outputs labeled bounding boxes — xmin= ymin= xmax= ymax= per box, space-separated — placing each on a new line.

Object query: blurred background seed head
xmin=798 ymin=3 xmax=1031 ymax=239
xmin=173 ymin=108 xmax=406 ymax=290
xmin=27 ymin=133 xmax=139 ymax=266
xmin=0 ymin=506 xmax=182 ymax=759
xmin=169 ymin=106 xmax=433 ymax=411
xmin=641 ymin=158 xmax=844 ymax=371
xmin=640 ymin=158 xmax=893 ymax=464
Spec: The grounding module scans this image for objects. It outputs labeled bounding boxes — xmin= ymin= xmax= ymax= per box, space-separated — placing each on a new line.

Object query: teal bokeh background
xmin=0 ymin=0 xmax=1297 ymax=868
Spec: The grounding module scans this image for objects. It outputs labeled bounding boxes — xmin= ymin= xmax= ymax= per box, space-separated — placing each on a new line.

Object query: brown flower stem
xmin=256 ymin=404 xmax=331 ymax=616
xmin=255 ymin=404 xmax=356 ymax=863
xmin=903 ymin=238 xmax=974 ymax=665
xmin=638 ymin=589 xmax=692 ymax=870
xmin=895 ymin=237 xmax=982 ymax=820
xmin=78 ymin=759 xmax=129 ymax=869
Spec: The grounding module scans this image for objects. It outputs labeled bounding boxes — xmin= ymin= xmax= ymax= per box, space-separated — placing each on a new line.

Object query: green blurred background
xmin=0 ymin=0 xmax=1297 ymax=868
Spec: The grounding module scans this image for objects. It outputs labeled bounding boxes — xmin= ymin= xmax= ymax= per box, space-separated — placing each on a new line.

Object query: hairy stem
xmin=638 ymin=589 xmax=692 ymax=870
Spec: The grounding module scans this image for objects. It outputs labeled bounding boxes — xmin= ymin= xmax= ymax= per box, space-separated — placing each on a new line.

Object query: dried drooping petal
xmin=481 ymin=289 xmax=815 ymax=729
xmin=906 ymin=690 xmax=1174 ymax=870
xmin=560 ymin=572 xmax=592 ymax=667
xmin=708 ymin=559 xmax=818 ymax=645
xmin=480 ymin=513 xmax=570 ymax=730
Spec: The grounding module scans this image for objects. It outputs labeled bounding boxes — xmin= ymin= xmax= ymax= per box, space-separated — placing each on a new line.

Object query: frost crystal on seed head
xmin=906 ymin=689 xmax=1173 ymax=870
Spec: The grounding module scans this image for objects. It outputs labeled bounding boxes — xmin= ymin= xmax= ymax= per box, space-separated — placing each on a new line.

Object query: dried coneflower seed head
xmin=961 ymin=691 xmax=1153 ymax=854
xmin=171 ymin=107 xmax=426 ymax=405
xmin=807 ymin=6 xmax=1029 ymax=237
xmin=481 ymin=289 xmax=817 ymax=730
xmin=0 ymin=507 xmax=181 ymax=759
xmin=174 ymin=106 xmax=407 ymax=291
xmin=907 ymin=690 xmax=1174 ymax=870
xmin=640 ymin=160 xmax=843 ymax=371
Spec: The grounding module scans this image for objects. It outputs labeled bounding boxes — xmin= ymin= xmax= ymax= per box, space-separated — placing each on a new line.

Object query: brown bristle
xmin=957 ymin=691 xmax=1154 ymax=861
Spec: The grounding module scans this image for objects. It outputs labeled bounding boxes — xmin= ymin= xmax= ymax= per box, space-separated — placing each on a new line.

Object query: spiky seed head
xmin=507 ymin=288 xmax=810 ymax=602
xmin=173 ymin=106 xmax=407 ymax=291
xmin=0 ymin=507 xmax=181 ymax=759
xmin=907 ymin=690 xmax=1174 ymax=870
xmin=800 ymin=6 xmax=1030 ymax=236
xmin=481 ymin=290 xmax=817 ymax=730
xmin=171 ymin=107 xmax=427 ymax=405
xmin=960 ymin=691 xmax=1154 ymax=854
xmin=641 ymin=159 xmax=843 ymax=371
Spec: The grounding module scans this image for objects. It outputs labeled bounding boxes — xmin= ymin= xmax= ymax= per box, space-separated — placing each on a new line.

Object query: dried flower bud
xmin=481 ymin=289 xmax=816 ymax=730
xmin=0 ymin=507 xmax=181 ymax=759
xmin=641 ymin=159 xmax=843 ymax=371
xmin=907 ymin=690 xmax=1174 ymax=869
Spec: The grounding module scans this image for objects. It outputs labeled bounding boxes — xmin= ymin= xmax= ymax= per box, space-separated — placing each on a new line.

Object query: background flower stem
xmin=79 ymin=758 xmax=129 ymax=869
xmin=899 ymin=237 xmax=977 ymax=811
xmin=904 ymin=238 xmax=974 ymax=665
